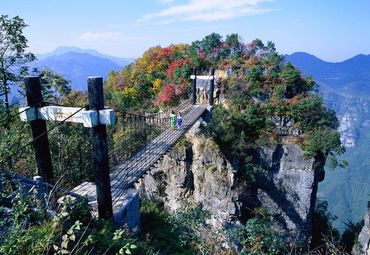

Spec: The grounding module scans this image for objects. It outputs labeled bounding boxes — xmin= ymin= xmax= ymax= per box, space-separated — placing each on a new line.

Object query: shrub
xmin=0 ymin=179 xmax=147 ymax=255
xmin=303 ymin=129 xmax=344 ymax=158
xmin=229 ymin=208 xmax=284 ymax=255
xmin=140 ymin=200 xmax=210 ymax=254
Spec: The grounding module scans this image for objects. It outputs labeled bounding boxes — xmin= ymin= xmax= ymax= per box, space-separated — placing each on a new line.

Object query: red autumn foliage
xmin=198 ymin=51 xmax=206 ymax=60
xmin=156 ymin=83 xmax=175 ymax=105
xmin=175 ymin=83 xmax=186 ymax=95
xmin=167 ymin=59 xmax=185 ymax=77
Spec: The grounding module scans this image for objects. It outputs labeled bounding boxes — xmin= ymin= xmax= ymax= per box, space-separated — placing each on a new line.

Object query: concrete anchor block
xmin=113 ymin=188 xmax=140 ymax=231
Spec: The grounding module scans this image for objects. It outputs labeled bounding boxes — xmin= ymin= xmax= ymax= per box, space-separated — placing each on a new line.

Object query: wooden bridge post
xmin=209 ymin=68 xmax=215 ymax=106
xmin=88 ymin=77 xmax=113 ymax=219
xmin=25 ymin=76 xmax=54 ymax=183
xmin=191 ymin=67 xmax=197 ymax=105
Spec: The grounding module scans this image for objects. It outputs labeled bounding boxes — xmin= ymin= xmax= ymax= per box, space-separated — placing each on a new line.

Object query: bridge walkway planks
xmin=73 ymin=105 xmax=207 ymax=211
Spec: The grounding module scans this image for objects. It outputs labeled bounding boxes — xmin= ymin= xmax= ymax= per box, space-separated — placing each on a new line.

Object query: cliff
xmin=353 ymin=203 xmax=370 ymax=254
xmin=136 ymin=116 xmax=326 ymax=246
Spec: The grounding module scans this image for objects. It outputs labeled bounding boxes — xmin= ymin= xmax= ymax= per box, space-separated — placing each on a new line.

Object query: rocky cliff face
xmin=353 ymin=203 xmax=370 ymax=254
xmin=323 ymin=91 xmax=370 ymax=148
xmin=137 ymin=118 xmax=325 ymax=245
xmin=256 ymin=143 xmax=325 ymax=243
xmin=137 ymin=120 xmax=243 ymax=229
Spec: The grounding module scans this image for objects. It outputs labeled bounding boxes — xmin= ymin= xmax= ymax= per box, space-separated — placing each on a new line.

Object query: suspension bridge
xmin=0 ymin=68 xmax=217 ymax=227
xmin=73 ymin=102 xmax=207 ymax=214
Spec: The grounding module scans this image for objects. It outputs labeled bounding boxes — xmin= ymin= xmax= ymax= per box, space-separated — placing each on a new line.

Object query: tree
xmin=225 ymin=33 xmax=243 ymax=59
xmin=36 ymin=68 xmax=71 ymax=103
xmin=0 ymin=15 xmax=35 ymax=110
xmin=190 ymin=33 xmax=223 ymax=65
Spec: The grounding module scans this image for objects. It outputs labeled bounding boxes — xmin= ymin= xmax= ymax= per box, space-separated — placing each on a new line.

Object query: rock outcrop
xmin=136 ymin=117 xmax=325 ymax=245
xmin=137 ymin=120 xmax=243 ymax=229
xmin=353 ymin=203 xmax=370 ymax=254
xmin=256 ymin=143 xmax=325 ymax=243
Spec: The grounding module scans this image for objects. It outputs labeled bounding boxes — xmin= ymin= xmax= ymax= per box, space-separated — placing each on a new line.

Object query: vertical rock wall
xmin=353 ymin=203 xmax=370 ymax=254
xmin=137 ymin=120 xmax=325 ymax=245
xmin=257 ymin=143 xmax=325 ymax=243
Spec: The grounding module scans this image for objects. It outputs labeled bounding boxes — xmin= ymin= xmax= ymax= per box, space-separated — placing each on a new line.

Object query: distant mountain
xmin=31 ymin=50 xmax=134 ymax=90
xmin=38 ymin=47 xmax=135 ymax=67
xmin=286 ymin=52 xmax=370 ymax=96
xmin=286 ymin=52 xmax=370 ymax=231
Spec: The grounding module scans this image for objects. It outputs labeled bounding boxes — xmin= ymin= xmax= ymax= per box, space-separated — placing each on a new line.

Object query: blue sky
xmin=2 ymin=0 xmax=369 ymax=62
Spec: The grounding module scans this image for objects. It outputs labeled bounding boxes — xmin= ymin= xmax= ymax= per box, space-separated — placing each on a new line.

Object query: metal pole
xmin=25 ymin=76 xmax=54 ymax=183
xmin=209 ymin=68 xmax=215 ymax=106
xmin=88 ymin=76 xmax=113 ymax=219
xmin=191 ymin=67 xmax=197 ymax=105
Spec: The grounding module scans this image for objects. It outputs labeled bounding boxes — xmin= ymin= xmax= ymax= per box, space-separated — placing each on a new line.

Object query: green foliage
xmin=230 ymin=208 xmax=284 ymax=255
xmin=303 ymin=129 xmax=343 ymax=158
xmin=0 ymin=178 xmax=150 ymax=255
xmin=203 ymin=37 xmax=342 ymax=180
xmin=0 ymin=15 xmax=36 ymax=109
xmin=243 ymin=218 xmax=284 ymax=255
xmin=1 ymin=220 xmax=60 ymax=255
xmin=0 ymin=180 xmax=56 ymax=254
xmin=175 ymin=135 xmax=189 ymax=149
xmin=140 ymin=200 xmax=210 ymax=254
xmin=206 ymin=103 xmax=266 ymax=182
xmin=58 ymin=196 xmax=92 ymax=226
xmin=37 ymin=68 xmax=72 ymax=103
xmin=225 ymin=33 xmax=243 ymax=59
xmin=310 ymin=200 xmax=338 ymax=248
xmin=291 ymin=95 xmax=339 ymax=132
xmin=0 ymin=108 xmax=35 ymax=175
xmin=170 ymin=203 xmax=211 ymax=248
xmin=0 ymin=67 xmax=92 ymax=186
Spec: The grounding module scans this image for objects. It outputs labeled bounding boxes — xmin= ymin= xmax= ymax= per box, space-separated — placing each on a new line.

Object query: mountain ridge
xmin=31 ymin=48 xmax=134 ymax=90
xmin=37 ymin=46 xmax=135 ymax=66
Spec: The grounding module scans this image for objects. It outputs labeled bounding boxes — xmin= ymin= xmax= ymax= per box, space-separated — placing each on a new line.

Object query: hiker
xmin=170 ymin=111 xmax=177 ymax=129
xmin=177 ymin=112 xmax=183 ymax=128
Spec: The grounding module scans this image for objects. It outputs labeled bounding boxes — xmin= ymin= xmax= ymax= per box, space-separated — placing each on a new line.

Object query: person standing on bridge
xmin=170 ymin=111 xmax=177 ymax=129
xmin=177 ymin=112 xmax=182 ymax=128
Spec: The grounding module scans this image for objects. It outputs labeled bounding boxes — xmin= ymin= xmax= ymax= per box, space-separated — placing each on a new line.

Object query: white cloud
xmin=140 ymin=0 xmax=273 ymax=23
xmin=79 ymin=31 xmax=123 ymax=42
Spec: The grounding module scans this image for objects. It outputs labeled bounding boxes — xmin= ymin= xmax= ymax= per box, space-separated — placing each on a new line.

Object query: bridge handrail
xmin=0 ymin=171 xmax=82 ymax=198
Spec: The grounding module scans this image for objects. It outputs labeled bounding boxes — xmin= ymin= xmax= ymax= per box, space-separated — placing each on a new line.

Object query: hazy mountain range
xmin=286 ymin=52 xmax=370 ymax=231
xmin=37 ymin=47 xmax=134 ymax=67
xmin=30 ymin=47 xmax=134 ymax=90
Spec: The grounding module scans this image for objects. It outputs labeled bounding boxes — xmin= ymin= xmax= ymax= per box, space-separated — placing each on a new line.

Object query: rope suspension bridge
xmin=0 ymin=67 xmax=217 ymax=224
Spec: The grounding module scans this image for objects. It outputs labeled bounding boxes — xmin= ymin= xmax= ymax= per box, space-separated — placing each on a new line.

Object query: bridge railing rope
xmin=108 ymin=103 xmax=206 ymax=206
xmin=0 ymin=102 xmax=91 ymax=210
xmin=107 ymin=97 xmax=193 ymax=164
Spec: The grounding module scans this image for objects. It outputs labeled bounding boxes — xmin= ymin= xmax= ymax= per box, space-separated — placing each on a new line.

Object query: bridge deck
xmin=73 ymin=105 xmax=207 ymax=211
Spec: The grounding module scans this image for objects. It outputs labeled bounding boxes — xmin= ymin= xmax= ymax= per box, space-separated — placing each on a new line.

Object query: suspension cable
xmin=0 ymin=105 xmax=88 ymax=166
